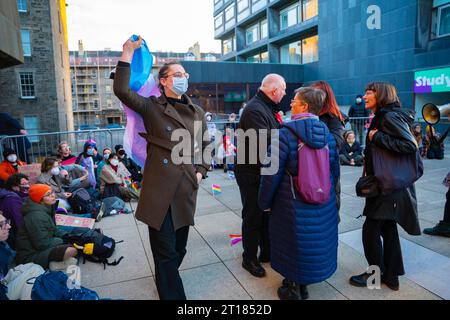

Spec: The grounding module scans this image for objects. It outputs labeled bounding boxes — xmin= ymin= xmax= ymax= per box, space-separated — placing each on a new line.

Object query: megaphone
xmin=422 ymin=103 xmax=450 ymax=126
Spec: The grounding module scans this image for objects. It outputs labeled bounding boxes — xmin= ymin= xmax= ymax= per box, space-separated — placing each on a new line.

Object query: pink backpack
xmin=283 ymin=121 xmax=331 ymax=205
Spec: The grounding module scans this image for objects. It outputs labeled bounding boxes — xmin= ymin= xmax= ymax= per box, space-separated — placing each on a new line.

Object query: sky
xmin=66 ymin=0 xmax=221 ymax=53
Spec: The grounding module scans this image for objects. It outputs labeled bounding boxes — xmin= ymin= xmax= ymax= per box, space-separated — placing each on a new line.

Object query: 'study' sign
xmin=414 ymin=67 xmax=450 ymax=93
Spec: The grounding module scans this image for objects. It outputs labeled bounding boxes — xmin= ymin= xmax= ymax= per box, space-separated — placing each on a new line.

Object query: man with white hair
xmin=235 ymin=73 xmax=286 ymax=278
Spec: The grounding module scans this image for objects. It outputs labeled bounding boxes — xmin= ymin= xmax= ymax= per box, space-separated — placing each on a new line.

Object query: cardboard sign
xmin=55 ymin=214 xmax=95 ymax=229
xmin=18 ymin=163 xmax=42 ymax=184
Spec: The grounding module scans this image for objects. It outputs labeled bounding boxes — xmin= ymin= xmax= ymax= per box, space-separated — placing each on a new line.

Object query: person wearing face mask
xmin=348 ymin=94 xmax=370 ymax=144
xmin=100 ymin=153 xmax=137 ymax=202
xmin=37 ymin=158 xmax=72 ymax=210
xmin=114 ymin=36 xmax=210 ymax=300
xmin=76 ymin=140 xmax=103 ymax=168
xmin=235 ymin=74 xmax=286 ymax=278
xmin=339 ymin=131 xmax=363 ymax=167
xmin=114 ymin=145 xmax=142 ymax=183
xmin=0 ymin=148 xmax=26 ymax=187
xmin=96 ymin=148 xmax=112 ymax=187
xmin=0 ymin=174 xmax=30 ymax=249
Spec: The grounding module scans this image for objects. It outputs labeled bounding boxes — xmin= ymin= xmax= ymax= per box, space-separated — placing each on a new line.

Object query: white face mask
xmin=51 ymin=167 xmax=60 ymax=176
xmin=110 ymin=159 xmax=119 ymax=167
xmin=7 ymin=155 xmax=17 ymax=163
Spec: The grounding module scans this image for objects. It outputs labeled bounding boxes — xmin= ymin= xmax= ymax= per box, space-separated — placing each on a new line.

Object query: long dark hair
xmin=158 ymin=61 xmax=182 ymax=91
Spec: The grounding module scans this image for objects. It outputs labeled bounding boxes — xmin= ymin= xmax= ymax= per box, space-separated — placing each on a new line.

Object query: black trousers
xmin=148 ymin=208 xmax=189 ymax=300
xmin=444 ymin=188 xmax=450 ymax=224
xmin=235 ymin=170 xmax=270 ymax=262
xmin=362 ymin=218 xmax=405 ymax=282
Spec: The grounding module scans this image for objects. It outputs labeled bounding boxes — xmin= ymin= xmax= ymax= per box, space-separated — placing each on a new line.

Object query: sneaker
xmin=423 ymin=221 xmax=450 ymax=237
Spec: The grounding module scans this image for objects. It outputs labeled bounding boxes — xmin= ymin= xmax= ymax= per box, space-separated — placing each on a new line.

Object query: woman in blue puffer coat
xmin=259 ymin=87 xmax=340 ymax=300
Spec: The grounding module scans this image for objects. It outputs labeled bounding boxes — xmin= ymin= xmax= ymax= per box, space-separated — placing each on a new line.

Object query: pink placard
xmin=55 ymin=214 xmax=95 ymax=229
xmin=18 ymin=163 xmax=42 ymax=184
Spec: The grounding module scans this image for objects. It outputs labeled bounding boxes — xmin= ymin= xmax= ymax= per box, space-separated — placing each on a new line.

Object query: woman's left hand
xmin=196 ymin=172 xmax=203 ymax=184
xmin=368 ymin=129 xmax=378 ymax=141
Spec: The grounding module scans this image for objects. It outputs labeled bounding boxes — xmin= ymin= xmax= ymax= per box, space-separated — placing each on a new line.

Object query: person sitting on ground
xmin=0 ymin=174 xmax=30 ymax=249
xmin=100 ymin=153 xmax=138 ymax=201
xmin=0 ymin=212 xmax=15 ymax=300
xmin=15 ymin=184 xmax=78 ymax=270
xmin=259 ymin=87 xmax=340 ymax=300
xmin=37 ymin=158 xmax=72 ymax=210
xmin=423 ymin=125 xmax=449 ymax=160
xmin=423 ymin=171 xmax=450 ymax=237
xmin=412 ymin=123 xmax=425 ymax=158
xmin=114 ymin=145 xmax=142 ymax=183
xmin=216 ymin=136 xmax=236 ymax=173
xmin=76 ymin=139 xmax=103 ymax=168
xmin=96 ymin=148 xmax=112 ymax=187
xmin=339 ymin=130 xmax=363 ymax=167
xmin=0 ymin=148 xmax=26 ymax=187
xmin=57 ymin=141 xmax=77 ymax=165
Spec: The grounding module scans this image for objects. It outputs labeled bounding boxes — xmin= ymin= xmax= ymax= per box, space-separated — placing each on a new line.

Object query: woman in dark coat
xmin=113 ymin=36 xmax=210 ymax=300
xmin=259 ymin=87 xmax=340 ymax=300
xmin=349 ymin=82 xmax=420 ymax=291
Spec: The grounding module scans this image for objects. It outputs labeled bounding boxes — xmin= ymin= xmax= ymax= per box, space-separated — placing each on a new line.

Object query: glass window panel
xmin=280 ymin=41 xmax=301 ymax=64
xmin=237 ymin=0 xmax=249 ymax=12
xmin=21 ymin=29 xmax=31 ymax=56
xmin=302 ymin=0 xmax=318 ymax=21
xmin=302 ymin=35 xmax=319 ymax=64
xmin=280 ymin=3 xmax=299 ymax=30
xmin=246 ymin=23 xmax=259 ymax=44
xmin=17 ymin=0 xmax=27 ymax=12
xmin=260 ymin=19 xmax=268 ymax=39
xmin=438 ymin=5 xmax=450 ymax=36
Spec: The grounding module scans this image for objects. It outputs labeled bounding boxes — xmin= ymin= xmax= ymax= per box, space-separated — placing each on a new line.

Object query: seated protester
xmin=423 ymin=125 xmax=449 ymax=160
xmin=37 ymin=158 xmax=72 ymax=211
xmin=76 ymin=139 xmax=103 ymax=168
xmin=259 ymin=87 xmax=339 ymax=300
xmin=339 ymin=130 xmax=363 ymax=167
xmin=0 ymin=212 xmax=15 ymax=300
xmin=0 ymin=148 xmax=26 ymax=187
xmin=100 ymin=153 xmax=138 ymax=202
xmin=96 ymin=148 xmax=112 ymax=187
xmin=15 ymin=185 xmax=78 ymax=270
xmin=61 ymin=163 xmax=90 ymax=191
xmin=115 ymin=145 xmax=142 ymax=183
xmin=57 ymin=141 xmax=77 ymax=165
xmin=0 ymin=174 xmax=30 ymax=249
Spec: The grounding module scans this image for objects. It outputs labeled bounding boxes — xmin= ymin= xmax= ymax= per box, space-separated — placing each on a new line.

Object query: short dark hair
xmin=107 ymin=153 xmax=118 ymax=164
xmin=41 ymin=157 xmax=59 ymax=173
xmin=365 ymin=82 xmax=401 ymax=111
xmin=158 ymin=61 xmax=182 ymax=91
xmin=294 ymin=87 xmax=326 ymax=115
xmin=5 ymin=173 xmax=29 ymax=190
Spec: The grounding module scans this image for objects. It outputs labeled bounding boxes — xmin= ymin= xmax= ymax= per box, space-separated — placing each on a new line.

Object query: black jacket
xmin=340 ymin=141 xmax=363 ymax=159
xmin=320 ymin=114 xmax=346 ymax=151
xmin=235 ymin=90 xmax=281 ymax=174
xmin=363 ymin=103 xmax=421 ymax=235
xmin=348 ymin=103 xmax=369 ymax=119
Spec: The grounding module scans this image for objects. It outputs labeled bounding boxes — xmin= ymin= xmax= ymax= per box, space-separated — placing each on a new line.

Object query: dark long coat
xmin=113 ymin=62 xmax=210 ymax=231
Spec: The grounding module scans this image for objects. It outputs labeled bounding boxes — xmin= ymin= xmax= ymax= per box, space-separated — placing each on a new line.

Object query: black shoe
xmin=349 ymin=272 xmax=371 ymax=287
xmin=299 ymin=285 xmax=309 ymax=300
xmin=258 ymin=253 xmax=270 ymax=263
xmin=242 ymin=260 xmax=266 ymax=278
xmin=277 ymin=283 xmax=300 ymax=300
xmin=381 ymin=275 xmax=399 ymax=291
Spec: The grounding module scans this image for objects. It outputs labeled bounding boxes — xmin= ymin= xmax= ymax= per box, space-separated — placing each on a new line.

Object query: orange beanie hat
xmin=29 ymin=184 xmax=52 ymax=203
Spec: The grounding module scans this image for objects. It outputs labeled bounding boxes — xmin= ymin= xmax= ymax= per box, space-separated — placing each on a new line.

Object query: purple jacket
xmin=0 ymin=189 xmax=26 ymax=230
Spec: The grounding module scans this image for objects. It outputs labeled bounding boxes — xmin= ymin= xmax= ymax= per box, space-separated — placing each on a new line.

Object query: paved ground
xmin=79 ymin=154 xmax=450 ymax=300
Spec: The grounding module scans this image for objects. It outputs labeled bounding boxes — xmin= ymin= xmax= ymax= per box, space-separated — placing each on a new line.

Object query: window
xmin=246 ymin=51 xmax=268 ymax=63
xmin=107 ymin=99 xmax=113 ymax=108
xmin=246 ymin=23 xmax=259 ymax=45
xmin=237 ymin=0 xmax=250 ymax=12
xmin=21 ymin=29 xmax=31 ymax=57
xmin=302 ymin=0 xmax=318 ymax=21
xmin=17 ymin=0 xmax=27 ymax=12
xmin=302 ymin=35 xmax=319 ymax=64
xmin=94 ymin=100 xmax=99 ymax=109
xmin=23 ymin=116 xmax=39 ymax=142
xmin=280 ymin=41 xmax=301 ymax=64
xmin=214 ymin=0 xmax=223 ymax=11
xmin=260 ymin=19 xmax=268 ymax=39
xmin=215 ymin=13 xmax=224 ymax=30
xmin=19 ymin=72 xmax=35 ymax=98
xmin=105 ymin=85 xmax=111 ymax=93
xmin=223 ymin=36 xmax=235 ymax=55
xmin=93 ymin=84 xmax=97 ymax=93
xmin=252 ymin=0 xmax=266 ymax=13
xmin=225 ymin=3 xmax=236 ymax=29
xmin=432 ymin=3 xmax=450 ymax=38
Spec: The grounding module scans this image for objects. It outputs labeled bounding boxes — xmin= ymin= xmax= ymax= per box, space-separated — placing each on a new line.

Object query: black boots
xmin=277 ymin=279 xmax=309 ymax=300
xmin=242 ymin=260 xmax=266 ymax=278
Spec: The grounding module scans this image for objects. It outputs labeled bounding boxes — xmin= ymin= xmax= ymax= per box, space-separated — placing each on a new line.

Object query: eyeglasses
xmin=166 ymin=72 xmax=190 ymax=79
xmin=0 ymin=219 xmax=11 ymax=229
xmin=43 ymin=192 xmax=56 ymax=198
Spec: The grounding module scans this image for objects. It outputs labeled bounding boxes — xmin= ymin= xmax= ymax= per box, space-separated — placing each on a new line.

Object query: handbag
xmin=371 ymin=144 xmax=423 ymax=194
xmin=355 ymin=161 xmax=380 ymax=198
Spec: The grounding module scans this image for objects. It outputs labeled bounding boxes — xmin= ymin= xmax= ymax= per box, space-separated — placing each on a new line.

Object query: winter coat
xmin=113 ymin=61 xmax=210 ymax=231
xmin=259 ymin=115 xmax=340 ymax=285
xmin=340 ymin=141 xmax=363 ymax=160
xmin=0 ymin=160 xmax=26 ymax=183
xmin=235 ymin=90 xmax=281 ymax=175
xmin=363 ymin=103 xmax=421 ymax=235
xmin=15 ymin=198 xmax=66 ymax=269
xmin=348 ymin=101 xmax=369 ymax=119
xmin=99 ymin=163 xmax=134 ymax=200
xmin=319 ymin=114 xmax=345 ymax=151
xmin=36 ymin=172 xmax=71 ymax=199
xmin=0 ymin=190 xmax=27 ymax=248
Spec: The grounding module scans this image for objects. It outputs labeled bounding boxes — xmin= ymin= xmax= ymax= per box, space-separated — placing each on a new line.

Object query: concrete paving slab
xmin=93 ymin=277 xmax=159 ymax=300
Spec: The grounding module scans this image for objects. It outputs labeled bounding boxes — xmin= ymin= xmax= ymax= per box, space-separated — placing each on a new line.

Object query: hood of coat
xmin=284 ymin=116 xmax=330 ymax=149
xmin=21 ymin=197 xmax=53 ymax=217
